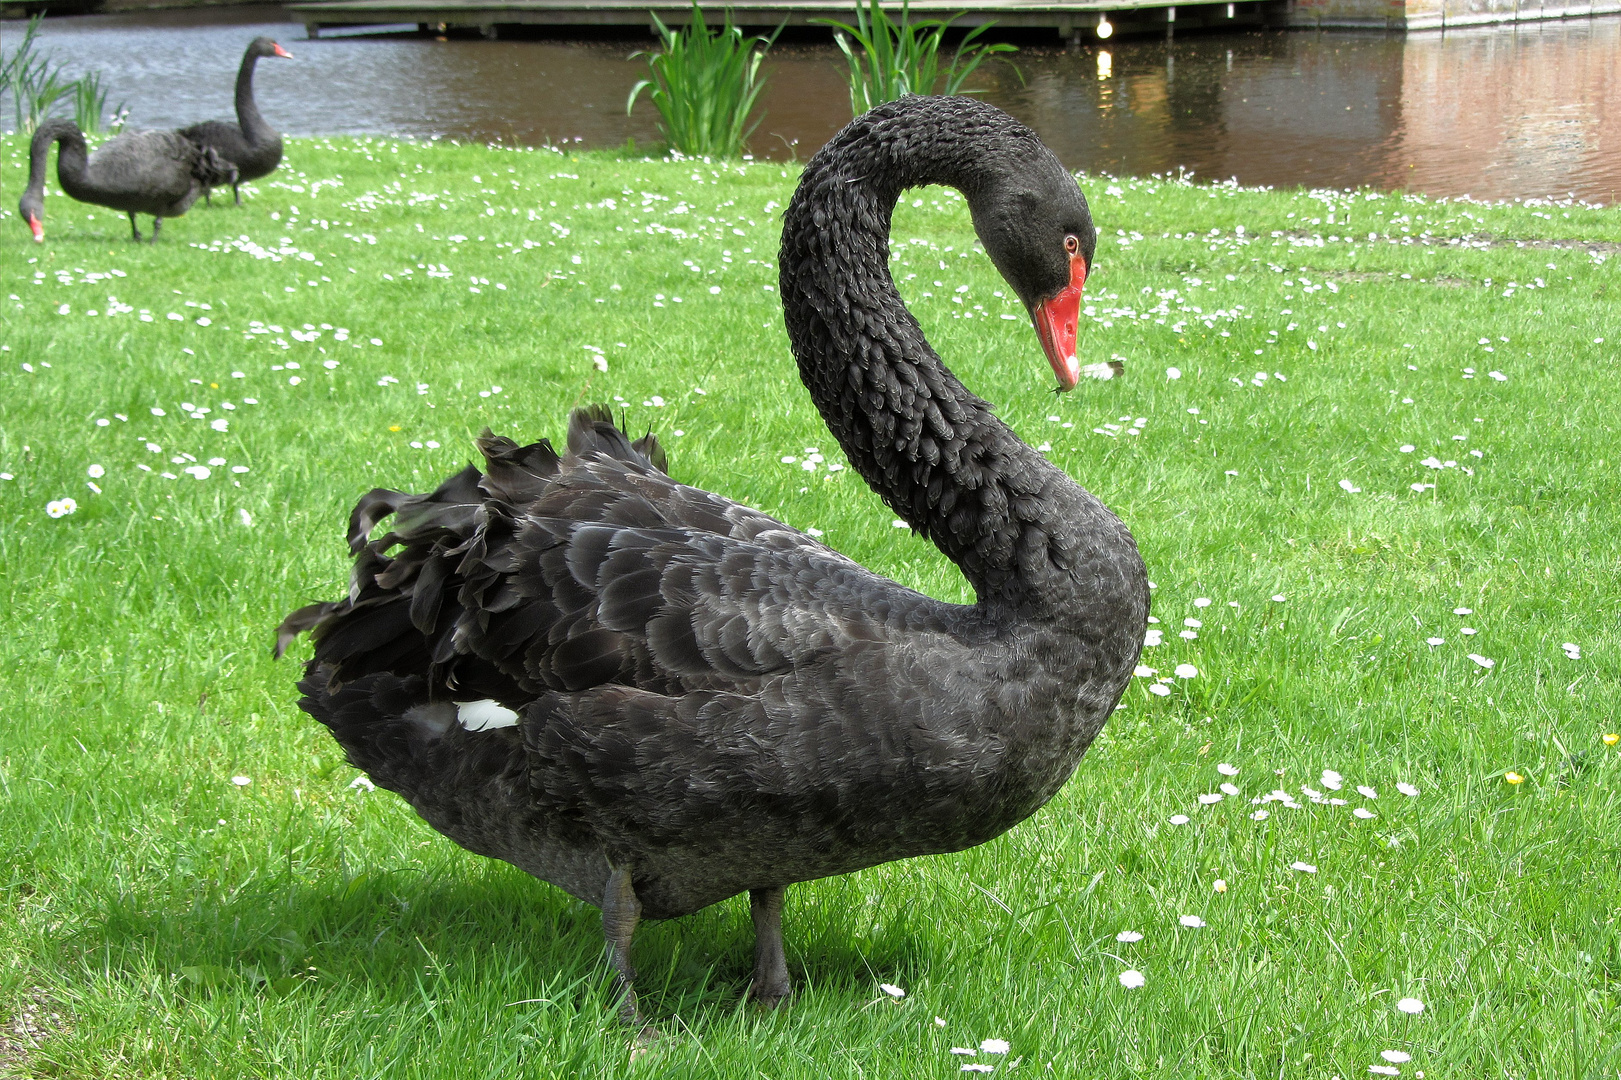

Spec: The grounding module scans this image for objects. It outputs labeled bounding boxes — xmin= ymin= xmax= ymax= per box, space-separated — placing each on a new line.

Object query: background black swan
xmin=277 ymin=96 xmax=1148 ymax=1024
xmin=181 ymin=36 xmax=292 ymax=206
xmin=19 ymin=119 xmax=237 ymax=242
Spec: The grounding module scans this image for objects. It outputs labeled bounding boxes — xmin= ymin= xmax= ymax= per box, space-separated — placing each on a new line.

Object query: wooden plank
xmin=289 ymin=0 xmax=1242 ymax=29
xmin=289 ymin=0 xmax=1232 ymax=11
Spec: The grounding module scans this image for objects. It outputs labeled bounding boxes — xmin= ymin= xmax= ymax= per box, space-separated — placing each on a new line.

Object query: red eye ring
xmin=1064 ymin=234 xmax=1080 ymax=255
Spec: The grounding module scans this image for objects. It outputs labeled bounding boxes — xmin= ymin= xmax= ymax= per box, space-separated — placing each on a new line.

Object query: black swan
xmin=276 ymin=96 xmax=1148 ymax=1024
xmin=181 ymin=36 xmax=292 ymax=206
xmin=19 ymin=119 xmax=237 ymax=243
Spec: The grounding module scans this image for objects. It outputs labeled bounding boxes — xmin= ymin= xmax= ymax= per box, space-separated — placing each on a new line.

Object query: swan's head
xmin=251 ymin=36 xmax=294 ymax=60
xmin=970 ymin=151 xmax=1097 ymax=392
xmin=18 ymin=191 xmax=44 ymax=243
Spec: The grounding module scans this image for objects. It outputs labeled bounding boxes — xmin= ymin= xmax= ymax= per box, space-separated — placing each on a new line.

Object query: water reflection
xmin=15 ymin=6 xmax=1618 ymax=202
xmin=1012 ymin=20 xmax=1619 ymax=203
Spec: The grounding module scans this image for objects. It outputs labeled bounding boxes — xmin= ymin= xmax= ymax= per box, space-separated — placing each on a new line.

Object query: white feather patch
xmin=457 ymin=699 xmax=520 ymax=731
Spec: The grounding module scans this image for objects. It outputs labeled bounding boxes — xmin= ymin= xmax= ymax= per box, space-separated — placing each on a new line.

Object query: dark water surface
xmin=14 ymin=6 xmax=1620 ymax=203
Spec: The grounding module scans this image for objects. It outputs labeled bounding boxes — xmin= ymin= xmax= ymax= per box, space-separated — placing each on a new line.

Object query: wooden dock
xmin=287 ymin=0 xmax=1281 ymax=40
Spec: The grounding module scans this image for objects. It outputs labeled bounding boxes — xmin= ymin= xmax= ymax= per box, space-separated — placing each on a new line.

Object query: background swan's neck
xmin=235 ymin=51 xmax=270 ymax=141
xmin=779 ymin=100 xmax=1144 ymax=621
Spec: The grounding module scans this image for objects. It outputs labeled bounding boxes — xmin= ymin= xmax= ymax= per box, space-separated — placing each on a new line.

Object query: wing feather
xmin=280 ymin=406 xmax=956 ymax=733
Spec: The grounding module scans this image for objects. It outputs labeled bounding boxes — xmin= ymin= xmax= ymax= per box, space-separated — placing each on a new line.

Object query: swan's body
xmin=181 ymin=37 xmax=291 ymax=206
xmin=278 ymin=96 xmax=1147 ymax=1020
xmin=19 ymin=119 xmax=237 ymax=242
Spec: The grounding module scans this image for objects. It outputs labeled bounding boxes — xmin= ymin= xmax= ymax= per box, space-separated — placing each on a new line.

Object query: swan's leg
xmin=126 ymin=212 xmax=142 ymax=242
xmin=601 ymin=864 xmax=650 ymax=1031
xmin=204 ymin=187 xmax=213 ymax=207
xmin=150 ymin=217 xmax=162 ymax=243
xmin=748 ymin=885 xmax=792 ymax=1007
xmin=232 ymin=181 xmax=242 ymax=207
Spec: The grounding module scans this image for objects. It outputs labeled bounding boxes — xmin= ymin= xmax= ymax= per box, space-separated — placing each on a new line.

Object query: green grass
xmin=2 ymin=132 xmax=1619 ymax=1079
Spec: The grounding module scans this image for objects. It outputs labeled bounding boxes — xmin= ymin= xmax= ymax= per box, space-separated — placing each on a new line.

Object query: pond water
xmin=13 ymin=5 xmax=1620 ymax=203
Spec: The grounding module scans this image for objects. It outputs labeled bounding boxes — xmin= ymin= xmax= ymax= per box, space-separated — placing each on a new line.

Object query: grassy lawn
xmin=2 ymin=132 xmax=1619 ymax=1079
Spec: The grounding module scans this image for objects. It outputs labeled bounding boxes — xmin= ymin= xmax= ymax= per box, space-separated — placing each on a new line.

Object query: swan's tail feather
xmin=297 ymin=668 xmax=523 ymax=794
xmin=296 ymin=668 xmax=425 ymax=782
xmin=296 ymin=667 xmax=537 ymax=862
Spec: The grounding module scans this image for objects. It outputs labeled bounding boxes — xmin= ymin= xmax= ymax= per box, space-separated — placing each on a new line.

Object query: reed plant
xmin=627 ymin=6 xmax=779 ymax=159
xmin=1 ymin=14 xmax=123 ymax=134
xmin=818 ymin=0 xmax=1017 ymax=115
xmin=2 ymin=16 xmax=69 ymax=134
xmin=71 ymin=70 xmax=125 ymax=134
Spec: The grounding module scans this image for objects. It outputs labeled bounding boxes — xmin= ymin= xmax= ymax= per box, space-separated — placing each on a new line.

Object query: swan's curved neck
xmin=26 ymin=120 xmax=86 ymax=199
xmin=779 ymin=102 xmax=1142 ymax=620
xmin=235 ymin=50 xmax=271 ymax=141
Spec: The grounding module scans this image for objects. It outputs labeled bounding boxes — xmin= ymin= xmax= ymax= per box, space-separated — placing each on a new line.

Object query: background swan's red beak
xmin=273 ymin=43 xmax=294 ymax=58
xmin=1031 ymin=255 xmax=1087 ymax=392
xmin=27 ymin=214 xmax=43 ymax=242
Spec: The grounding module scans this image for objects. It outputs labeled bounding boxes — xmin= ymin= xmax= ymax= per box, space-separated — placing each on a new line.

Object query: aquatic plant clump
xmin=818 ymin=0 xmax=1018 ymax=115
xmin=627 ymin=6 xmax=779 ymax=159
xmin=1 ymin=15 xmax=124 ymax=134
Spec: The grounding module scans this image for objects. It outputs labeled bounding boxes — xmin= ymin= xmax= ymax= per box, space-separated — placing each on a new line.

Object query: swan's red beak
xmin=1031 ymin=255 xmax=1087 ymax=392
xmin=273 ymin=43 xmax=294 ymax=58
xmin=26 ymin=213 xmax=43 ymax=242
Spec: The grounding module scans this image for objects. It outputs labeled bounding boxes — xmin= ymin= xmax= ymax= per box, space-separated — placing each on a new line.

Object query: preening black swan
xmin=181 ymin=36 xmax=292 ymax=206
xmin=19 ymin=119 xmax=237 ymax=243
xmin=276 ymin=95 xmax=1148 ymax=1024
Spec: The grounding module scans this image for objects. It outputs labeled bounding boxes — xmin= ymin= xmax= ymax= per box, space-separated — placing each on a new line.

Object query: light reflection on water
xmin=17 ymin=6 xmax=1619 ymax=203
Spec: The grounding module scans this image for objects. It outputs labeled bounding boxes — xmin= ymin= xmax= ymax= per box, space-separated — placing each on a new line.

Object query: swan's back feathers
xmin=100 ymin=130 xmax=236 ymax=189
xmin=279 ymin=405 xmax=935 ymax=706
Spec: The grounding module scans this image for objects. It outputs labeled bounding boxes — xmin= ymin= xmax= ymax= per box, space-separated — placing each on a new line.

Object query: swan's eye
xmin=1064 ymin=235 xmax=1080 ymax=255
